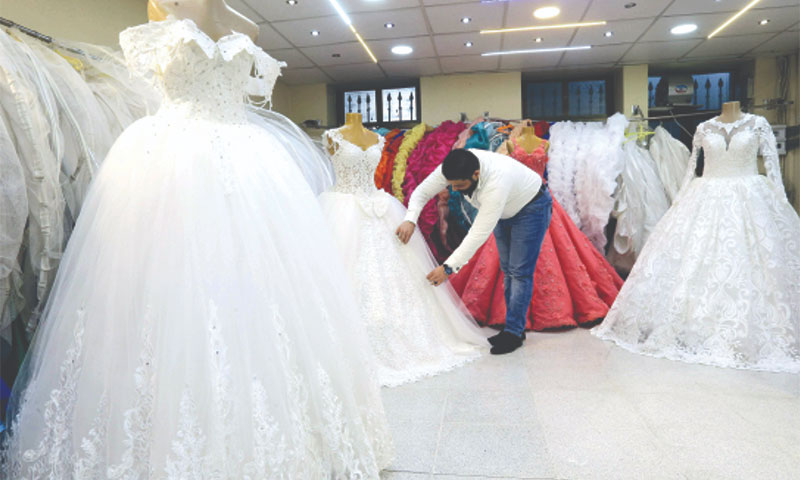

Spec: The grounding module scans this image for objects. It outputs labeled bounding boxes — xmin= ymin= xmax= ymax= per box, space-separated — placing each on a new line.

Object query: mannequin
xmin=718 ymin=101 xmax=743 ymax=124
xmin=328 ymin=113 xmax=380 ymax=154
xmin=147 ymin=0 xmax=259 ymax=41
xmin=508 ymin=121 xmax=546 ymax=155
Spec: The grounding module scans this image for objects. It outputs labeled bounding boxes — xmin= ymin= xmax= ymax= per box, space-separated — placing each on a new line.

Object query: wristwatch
xmin=442 ymin=264 xmax=453 ymax=276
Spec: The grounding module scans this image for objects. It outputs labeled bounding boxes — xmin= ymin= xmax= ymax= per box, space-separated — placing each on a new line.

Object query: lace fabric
xmin=2 ymin=18 xmax=392 ymax=477
xmin=320 ymin=129 xmax=487 ymax=387
xmin=594 ymin=114 xmax=800 ymax=373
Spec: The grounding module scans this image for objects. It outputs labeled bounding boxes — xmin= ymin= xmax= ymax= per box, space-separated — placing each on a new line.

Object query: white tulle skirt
xmin=594 ymin=174 xmax=800 ymax=373
xmin=2 ymin=112 xmax=392 ymax=478
xmin=319 ymin=189 xmax=488 ymax=387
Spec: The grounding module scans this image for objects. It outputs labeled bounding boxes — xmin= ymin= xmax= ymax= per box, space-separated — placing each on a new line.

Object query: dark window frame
xmin=522 ymin=73 xmax=615 ymax=121
xmin=336 ymin=80 xmax=422 ymax=128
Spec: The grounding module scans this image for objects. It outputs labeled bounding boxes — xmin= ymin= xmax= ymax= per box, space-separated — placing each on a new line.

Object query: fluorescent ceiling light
xmin=391 ymin=45 xmax=413 ymax=55
xmin=481 ymin=21 xmax=606 ymax=34
xmin=534 ymin=6 xmax=560 ymax=19
xmin=327 ymin=0 xmax=378 ymax=63
xmin=482 ymin=45 xmax=592 ymax=56
xmin=670 ymin=24 xmax=698 ymax=35
xmin=708 ymin=0 xmax=762 ymax=38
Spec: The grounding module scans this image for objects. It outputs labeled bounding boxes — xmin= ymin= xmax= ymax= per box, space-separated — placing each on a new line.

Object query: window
xmin=524 ymin=78 xmax=610 ymax=120
xmin=340 ymin=83 xmax=419 ymax=126
xmin=648 ymin=72 xmax=731 ymax=110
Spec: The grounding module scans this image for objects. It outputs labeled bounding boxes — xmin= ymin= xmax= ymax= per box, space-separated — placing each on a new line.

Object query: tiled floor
xmin=379 ymin=329 xmax=800 ymax=480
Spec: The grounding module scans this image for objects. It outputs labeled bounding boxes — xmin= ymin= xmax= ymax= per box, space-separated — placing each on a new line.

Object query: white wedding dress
xmin=1 ymin=18 xmax=392 ymax=478
xmin=594 ymin=114 xmax=800 ymax=373
xmin=319 ymin=129 xmax=487 ymax=387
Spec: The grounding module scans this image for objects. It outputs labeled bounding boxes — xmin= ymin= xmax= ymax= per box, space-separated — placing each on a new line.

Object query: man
xmin=396 ymin=148 xmax=552 ymax=355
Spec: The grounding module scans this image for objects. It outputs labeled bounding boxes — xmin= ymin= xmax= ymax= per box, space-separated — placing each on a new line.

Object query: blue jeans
xmin=494 ymin=189 xmax=552 ymax=338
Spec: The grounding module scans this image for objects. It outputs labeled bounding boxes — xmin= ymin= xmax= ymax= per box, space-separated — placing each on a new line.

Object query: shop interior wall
xmin=420 ymin=72 xmax=522 ymax=125
xmin=1 ymin=0 xmax=145 ymax=46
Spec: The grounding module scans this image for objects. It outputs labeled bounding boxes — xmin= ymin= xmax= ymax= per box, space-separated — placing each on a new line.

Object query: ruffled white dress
xmin=594 ymin=114 xmax=800 ymax=373
xmin=2 ymin=19 xmax=392 ymax=478
xmin=319 ymin=129 xmax=487 ymax=387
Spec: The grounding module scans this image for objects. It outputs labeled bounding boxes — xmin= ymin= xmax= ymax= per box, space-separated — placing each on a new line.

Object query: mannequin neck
xmin=718 ymin=101 xmax=743 ymax=124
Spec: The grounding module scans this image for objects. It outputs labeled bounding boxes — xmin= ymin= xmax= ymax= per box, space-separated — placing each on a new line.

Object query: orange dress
xmin=450 ymin=139 xmax=624 ymax=330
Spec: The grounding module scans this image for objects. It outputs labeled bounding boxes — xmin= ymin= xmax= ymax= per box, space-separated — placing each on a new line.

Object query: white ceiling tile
xmin=350 ymin=8 xmax=430 ymax=40
xmin=300 ymin=42 xmax=373 ymax=66
xmin=255 ymin=23 xmax=293 ymax=50
xmin=505 ymin=0 xmax=592 ymax=28
xmin=714 ymin=6 xmax=800 ymax=37
xmin=272 ymin=17 xmax=354 ymax=47
xmin=559 ymin=43 xmax=630 ymax=65
xmin=424 ymin=3 xmax=506 ymax=34
xmin=750 ymin=30 xmax=800 ymax=54
xmin=440 ymin=54 xmax=501 ymax=73
xmin=340 ymin=0 xmax=420 ymax=13
xmin=686 ymin=33 xmax=777 ymax=57
xmin=622 ymin=39 xmax=703 ymax=62
xmin=639 ymin=12 xmax=731 ymax=42
xmin=227 ymin=0 xmax=266 ymax=23
xmin=322 ymin=63 xmax=387 ymax=82
xmin=498 ymin=50 xmax=563 ymax=70
xmin=422 ymin=0 xmax=470 ymax=4
xmin=433 ymin=32 xmax=502 ymax=56
xmin=369 ymin=37 xmax=437 ymax=61
xmin=501 ymin=28 xmax=576 ymax=50
xmin=266 ymin=48 xmax=314 ymax=69
xmin=664 ymin=0 xmax=743 ymax=16
xmin=279 ymin=67 xmax=332 ymax=85
xmin=246 ymin=0 xmax=338 ymax=22
xmin=584 ymin=0 xmax=668 ymax=21
xmin=380 ymin=58 xmax=443 ymax=77
xmin=572 ymin=18 xmax=652 ymax=45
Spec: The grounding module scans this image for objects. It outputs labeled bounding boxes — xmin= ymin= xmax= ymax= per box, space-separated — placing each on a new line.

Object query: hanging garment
xmin=2 ymin=19 xmax=392 ymax=478
xmin=374 ymin=129 xmax=403 ymax=193
xmin=594 ymin=114 xmax=800 ymax=373
xmin=649 ymin=125 xmax=690 ymax=203
xmin=450 ymin=140 xmax=624 ymax=331
xmin=319 ymin=128 xmax=487 ymax=387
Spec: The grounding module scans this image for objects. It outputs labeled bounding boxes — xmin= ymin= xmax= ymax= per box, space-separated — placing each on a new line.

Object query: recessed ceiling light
xmin=604 ymin=31 xmax=614 ymax=37
xmin=385 ymin=22 xmax=395 ymax=28
xmin=391 ymin=45 xmax=413 ymax=55
xmin=624 ymin=2 xmax=636 ymax=8
xmin=670 ymin=23 xmax=698 ymax=35
xmin=535 ymin=37 xmax=543 ymax=42
xmin=310 ymin=30 xmax=320 ymax=36
xmin=465 ymin=41 xmax=474 ymax=47
xmin=759 ymin=19 xmax=770 ymax=25
xmin=534 ymin=6 xmax=560 ymax=19
xmin=286 ymin=0 xmax=298 ymax=4
xmin=461 ymin=17 xmax=472 ymax=24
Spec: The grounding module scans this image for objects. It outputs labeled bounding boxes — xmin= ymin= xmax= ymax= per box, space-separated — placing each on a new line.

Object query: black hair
xmin=442 ymin=149 xmax=480 ymax=180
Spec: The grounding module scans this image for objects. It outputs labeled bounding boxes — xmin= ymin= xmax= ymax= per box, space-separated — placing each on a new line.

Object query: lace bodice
xmin=119 ymin=18 xmax=285 ymax=122
xmin=509 ymin=139 xmax=548 ymax=177
xmin=681 ymin=114 xmax=783 ymax=195
xmin=324 ymin=129 xmax=386 ymax=195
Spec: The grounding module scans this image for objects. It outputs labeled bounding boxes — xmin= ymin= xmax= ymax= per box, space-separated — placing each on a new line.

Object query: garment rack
xmin=0 ymin=16 xmax=91 ymax=58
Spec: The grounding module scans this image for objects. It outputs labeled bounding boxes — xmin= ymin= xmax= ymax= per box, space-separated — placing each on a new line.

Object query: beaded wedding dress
xmin=594 ymin=114 xmax=800 ymax=373
xmin=1 ymin=19 xmax=392 ymax=478
xmin=319 ymin=129 xmax=487 ymax=387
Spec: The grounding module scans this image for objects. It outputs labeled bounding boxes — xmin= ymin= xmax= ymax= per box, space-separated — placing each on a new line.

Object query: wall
xmin=1 ymin=0 xmax=145 ymax=46
xmin=754 ymin=53 xmax=800 ymax=210
xmin=615 ymin=64 xmax=649 ymax=118
xmin=420 ymin=72 xmax=522 ymax=125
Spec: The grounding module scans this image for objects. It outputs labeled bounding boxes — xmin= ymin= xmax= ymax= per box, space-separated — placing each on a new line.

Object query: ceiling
xmin=229 ymin=0 xmax=800 ymax=85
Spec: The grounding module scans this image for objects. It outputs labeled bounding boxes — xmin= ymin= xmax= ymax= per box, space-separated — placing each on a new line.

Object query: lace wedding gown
xmin=1 ymin=19 xmax=392 ymax=478
xmin=593 ymin=114 xmax=800 ymax=373
xmin=319 ymin=129 xmax=487 ymax=387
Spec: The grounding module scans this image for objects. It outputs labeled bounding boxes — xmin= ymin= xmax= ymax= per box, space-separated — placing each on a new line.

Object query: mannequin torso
xmin=509 ymin=125 xmax=545 ymax=154
xmin=147 ymin=0 xmax=259 ymax=41
xmin=328 ymin=113 xmax=380 ymax=154
xmin=717 ymin=101 xmax=743 ymax=124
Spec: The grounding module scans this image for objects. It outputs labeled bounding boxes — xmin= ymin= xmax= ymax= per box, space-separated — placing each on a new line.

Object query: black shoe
xmin=488 ymin=330 xmax=526 ymax=346
xmin=490 ymin=331 xmax=524 ymax=355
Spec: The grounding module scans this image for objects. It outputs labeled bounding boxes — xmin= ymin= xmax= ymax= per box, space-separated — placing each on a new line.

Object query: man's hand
xmin=396 ymin=221 xmax=416 ymax=244
xmin=426 ymin=266 xmax=449 ymax=287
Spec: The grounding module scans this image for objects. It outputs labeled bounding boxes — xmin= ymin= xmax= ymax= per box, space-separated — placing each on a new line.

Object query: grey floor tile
xmin=382 ymin=386 xmax=449 ymax=425
xmin=444 ymin=390 xmax=538 ymax=425
xmin=433 ymin=423 xmax=556 ymax=478
xmin=381 ymin=471 xmax=431 ymax=479
xmin=386 ymin=420 xmax=441 ymax=473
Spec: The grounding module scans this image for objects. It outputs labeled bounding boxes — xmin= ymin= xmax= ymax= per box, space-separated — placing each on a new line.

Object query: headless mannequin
xmin=328 ymin=113 xmax=380 ymax=155
xmin=147 ymin=0 xmax=259 ymax=41
xmin=509 ymin=122 xmax=546 ymax=155
xmin=717 ymin=101 xmax=743 ymax=124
